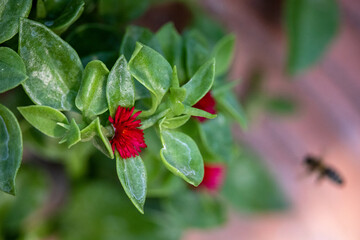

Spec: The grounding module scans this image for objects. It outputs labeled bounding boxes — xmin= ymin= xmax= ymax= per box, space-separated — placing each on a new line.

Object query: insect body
xmin=304 ymin=155 xmax=344 ymax=185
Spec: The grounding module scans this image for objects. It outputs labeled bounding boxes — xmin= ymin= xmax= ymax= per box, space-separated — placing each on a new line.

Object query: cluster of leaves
xmin=0 ymin=0 xmax=290 ymax=238
xmin=0 ymin=0 xmax=248 ymax=213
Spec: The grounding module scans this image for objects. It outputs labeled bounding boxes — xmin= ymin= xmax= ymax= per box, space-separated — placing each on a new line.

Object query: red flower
xmin=199 ymin=163 xmax=226 ymax=192
xmin=193 ymin=91 xmax=217 ymax=122
xmin=109 ymin=106 xmax=147 ymax=159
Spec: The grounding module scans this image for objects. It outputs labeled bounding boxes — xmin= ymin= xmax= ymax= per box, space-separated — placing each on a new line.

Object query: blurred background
xmin=1 ymin=0 xmax=359 ymax=239
xmin=185 ymin=0 xmax=360 ymax=239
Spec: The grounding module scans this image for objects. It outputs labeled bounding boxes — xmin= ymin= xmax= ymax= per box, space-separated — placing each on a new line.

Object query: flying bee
xmin=303 ymin=155 xmax=344 ymax=186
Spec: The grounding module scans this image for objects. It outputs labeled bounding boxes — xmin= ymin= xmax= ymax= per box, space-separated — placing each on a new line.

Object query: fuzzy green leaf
xmin=106 ymin=55 xmax=134 ymax=116
xmin=80 ymin=118 xmax=114 ymax=159
xmin=182 ymin=59 xmax=215 ymax=106
xmin=211 ymin=34 xmax=236 ymax=76
xmin=19 ymin=18 xmax=83 ymax=111
xmin=0 ymin=0 xmax=32 ymax=43
xmin=59 ymin=118 xmax=81 ymax=148
xmin=120 ymin=25 xmax=161 ymax=60
xmin=0 ymin=47 xmax=27 ymax=93
xmin=184 ymin=30 xmax=210 ymax=78
xmin=0 ymin=104 xmax=22 ymax=195
xmin=183 ymin=106 xmax=217 ymax=120
xmin=75 ymin=60 xmax=108 ymax=119
xmin=18 ymin=105 xmax=68 ymax=138
xmin=285 ymin=0 xmax=339 ymax=74
xmin=215 ymin=90 xmax=247 ymax=129
xmin=129 ymin=43 xmax=172 ymax=116
xmin=156 ymin=23 xmax=186 ymax=84
xmin=162 ymin=115 xmax=190 ymax=129
xmin=39 ymin=0 xmax=85 ymax=34
xmin=160 ymin=127 xmax=204 ymax=186
xmin=198 ymin=114 xmax=233 ymax=162
xmin=116 ymin=153 xmax=147 ymax=214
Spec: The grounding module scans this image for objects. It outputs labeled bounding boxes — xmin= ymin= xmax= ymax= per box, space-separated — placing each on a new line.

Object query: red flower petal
xmin=199 ymin=163 xmax=226 ymax=192
xmin=193 ymin=91 xmax=217 ymax=122
xmin=109 ymin=106 xmax=147 ymax=159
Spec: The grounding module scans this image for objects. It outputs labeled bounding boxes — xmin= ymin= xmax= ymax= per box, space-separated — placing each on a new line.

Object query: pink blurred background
xmin=184 ymin=0 xmax=360 ymax=239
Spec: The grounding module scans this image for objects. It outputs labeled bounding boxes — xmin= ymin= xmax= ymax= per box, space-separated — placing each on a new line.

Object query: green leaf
xmin=156 ymin=23 xmax=186 ymax=84
xmin=159 ymin=127 xmax=204 ymax=186
xmin=0 ymin=104 xmax=22 ymax=195
xmin=59 ymin=118 xmax=81 ymax=148
xmin=0 ymin=0 xmax=32 ymax=43
xmin=19 ymin=18 xmax=83 ymax=111
xmin=75 ymin=60 xmax=109 ymax=119
xmin=285 ymin=0 xmax=339 ymax=74
xmin=169 ymin=89 xmax=185 ymax=116
xmin=106 ymin=55 xmax=134 ymax=116
xmin=221 ymin=148 xmax=288 ymax=212
xmin=211 ymin=34 xmax=236 ymax=76
xmin=18 ymin=105 xmax=68 ymax=138
xmin=129 ymin=43 xmax=172 ymax=116
xmin=162 ymin=115 xmax=190 ymax=129
xmin=215 ymin=90 xmax=247 ymax=129
xmin=184 ymin=30 xmax=210 ymax=78
xmin=39 ymin=0 xmax=85 ymax=34
xmin=0 ymin=47 xmax=27 ymax=93
xmin=36 ymin=0 xmax=47 ymax=18
xmin=80 ymin=118 xmax=114 ymax=159
xmin=198 ymin=114 xmax=233 ymax=162
xmin=116 ymin=153 xmax=147 ymax=214
xmin=182 ymin=59 xmax=215 ymax=106
xmin=183 ymin=105 xmax=217 ymax=120
xmin=120 ymin=25 xmax=161 ymax=60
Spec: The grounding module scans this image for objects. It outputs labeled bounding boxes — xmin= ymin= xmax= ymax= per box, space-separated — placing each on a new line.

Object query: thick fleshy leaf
xmin=39 ymin=0 xmax=85 ymax=34
xmin=19 ymin=18 xmax=83 ymax=111
xmin=75 ymin=60 xmax=109 ymax=119
xmin=160 ymin=128 xmax=204 ymax=186
xmin=129 ymin=43 xmax=172 ymax=116
xmin=116 ymin=153 xmax=147 ymax=214
xmin=18 ymin=105 xmax=68 ymax=138
xmin=162 ymin=115 xmax=190 ymax=129
xmin=285 ymin=0 xmax=339 ymax=74
xmin=211 ymin=34 xmax=236 ymax=76
xmin=184 ymin=30 xmax=210 ymax=78
xmin=0 ymin=47 xmax=27 ymax=93
xmin=80 ymin=118 xmax=114 ymax=159
xmin=0 ymin=0 xmax=32 ymax=43
xmin=198 ymin=114 xmax=233 ymax=162
xmin=156 ymin=23 xmax=186 ymax=84
xmin=215 ymin=90 xmax=247 ymax=129
xmin=183 ymin=106 xmax=217 ymax=120
xmin=182 ymin=59 xmax=215 ymax=106
xmin=0 ymin=104 xmax=22 ymax=195
xmin=221 ymin=148 xmax=288 ymax=212
xmin=120 ymin=25 xmax=161 ymax=60
xmin=106 ymin=55 xmax=134 ymax=116
xmin=59 ymin=118 xmax=81 ymax=148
